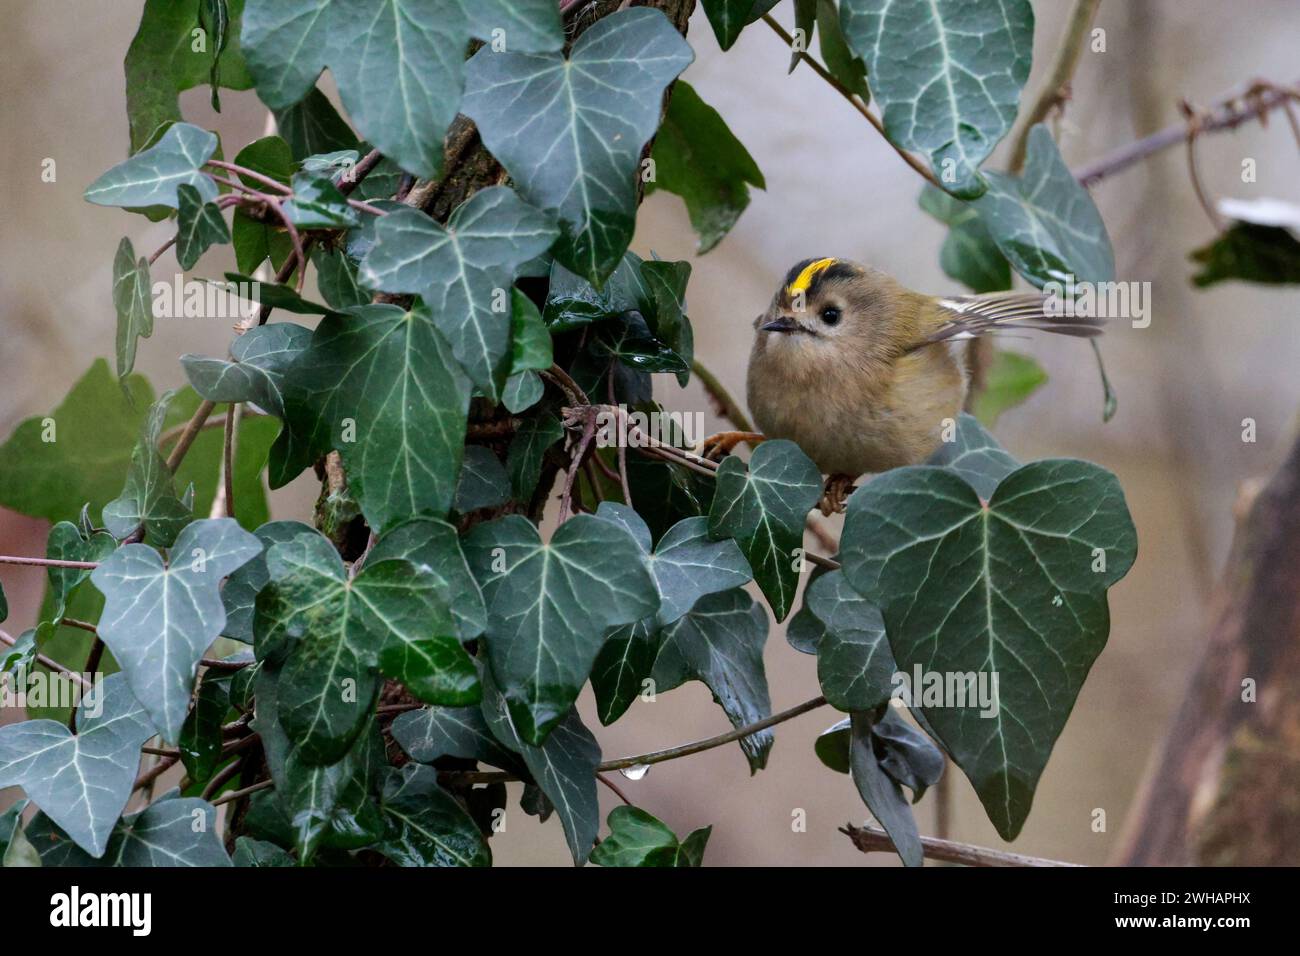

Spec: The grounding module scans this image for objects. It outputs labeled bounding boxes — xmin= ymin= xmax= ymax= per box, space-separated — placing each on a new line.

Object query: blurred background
xmin=2 ymin=0 xmax=1298 ymax=865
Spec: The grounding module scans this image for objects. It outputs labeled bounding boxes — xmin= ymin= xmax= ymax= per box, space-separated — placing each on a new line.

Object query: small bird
xmin=703 ymin=258 xmax=1104 ymax=510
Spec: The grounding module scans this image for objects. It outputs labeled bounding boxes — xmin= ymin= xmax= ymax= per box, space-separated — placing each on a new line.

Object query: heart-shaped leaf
xmin=708 ymin=439 xmax=822 ymax=621
xmin=182 ymin=323 xmax=312 ymax=421
xmin=0 ymin=674 xmax=154 ymax=857
xmin=91 ymin=517 xmax=263 ymax=742
xmin=101 ymin=390 xmax=192 ymax=546
xmin=27 ymin=797 xmax=231 ymax=867
xmin=45 ymin=521 xmax=116 ymax=623
xmin=590 ymin=805 xmax=712 ymax=867
xmin=840 ymin=0 xmax=1033 ymax=198
xmin=924 ymin=412 xmax=1019 ymax=499
xmin=392 ymin=704 xmax=525 ymax=777
xmin=462 ymin=8 xmax=694 ymax=285
xmin=112 ymin=238 xmax=153 ymax=381
xmin=359 ymin=189 xmax=558 ymax=398
xmin=455 ymin=446 xmax=512 ymax=514
xmin=85 ymin=122 xmax=219 ymax=209
xmin=375 ymin=764 xmax=491 ymax=867
xmin=240 ymin=0 xmax=563 ymax=178
xmin=479 ymin=669 xmax=601 ymax=866
xmin=840 ymin=459 xmax=1137 ymax=839
xmin=219 ymin=520 xmax=316 ymax=643
xmin=807 ymin=569 xmax=895 ymax=713
xmin=974 ymin=125 xmax=1116 ymax=286
xmin=270 ymin=302 xmax=472 ymax=533
xmin=464 ymin=514 xmax=658 ymax=745
xmin=175 ymin=183 xmax=231 ymax=270
xmin=652 ymin=588 xmax=773 ymax=772
xmin=255 ymin=531 xmax=477 ymax=763
xmin=364 ymin=517 xmax=486 ymax=643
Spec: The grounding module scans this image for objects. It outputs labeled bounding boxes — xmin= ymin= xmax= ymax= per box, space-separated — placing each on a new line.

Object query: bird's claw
xmin=818 ymin=474 xmax=857 ymax=516
xmin=698 ymin=430 xmax=766 ymax=462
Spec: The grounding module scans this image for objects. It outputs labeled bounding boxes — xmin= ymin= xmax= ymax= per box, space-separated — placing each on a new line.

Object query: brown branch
xmin=164 ymin=399 xmax=216 ymax=473
xmin=761 ymin=13 xmax=941 ymax=188
xmin=0 ymin=556 xmax=98 ymax=570
xmin=840 ymin=823 xmax=1081 ymax=867
xmin=596 ymin=772 xmax=636 ymax=807
xmin=212 ymin=778 xmax=273 ymax=807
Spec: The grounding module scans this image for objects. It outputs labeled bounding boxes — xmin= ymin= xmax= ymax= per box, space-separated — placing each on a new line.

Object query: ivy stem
xmin=596 ymin=772 xmax=636 ymax=807
xmin=165 ymin=400 xmax=217 ymax=473
xmin=760 ymin=13 xmax=941 ymax=189
xmin=0 ymin=555 xmax=99 ymax=569
xmin=840 ymin=823 xmax=1080 ymax=867
xmin=0 ymin=628 xmax=95 ymax=691
xmin=148 ymin=236 xmax=177 ymax=266
xmin=205 ymin=159 xmax=293 ymax=195
xmin=211 ymin=778 xmax=273 ymax=807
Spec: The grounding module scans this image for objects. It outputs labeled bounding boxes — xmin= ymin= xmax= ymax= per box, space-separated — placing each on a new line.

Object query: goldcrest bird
xmin=704 ymin=258 xmax=1103 ymax=506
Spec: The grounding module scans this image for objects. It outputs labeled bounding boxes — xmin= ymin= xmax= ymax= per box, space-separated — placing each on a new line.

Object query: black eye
xmin=820 ymin=307 xmax=842 ymax=326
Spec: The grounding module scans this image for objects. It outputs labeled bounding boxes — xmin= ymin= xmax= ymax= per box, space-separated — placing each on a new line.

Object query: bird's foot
xmin=819 ymin=473 xmax=857 ymax=516
xmin=698 ymin=430 xmax=766 ymax=462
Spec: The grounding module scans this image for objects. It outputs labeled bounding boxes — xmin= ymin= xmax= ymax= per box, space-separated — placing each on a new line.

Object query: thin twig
xmin=200 ymin=656 xmax=253 ymax=671
xmin=148 ymin=236 xmax=177 ymax=266
xmin=840 ymin=822 xmax=1081 ymax=867
xmin=761 ymin=13 xmax=941 ymax=188
xmin=221 ymin=402 xmax=241 ymax=519
xmin=205 ymin=159 xmax=293 ymax=195
xmin=201 ymin=756 xmax=246 ymax=802
xmin=0 ymin=556 xmax=99 ymax=570
xmin=132 ymin=755 xmax=179 ymax=792
xmin=211 ymin=778 xmax=273 ymax=807
xmin=596 ymin=772 xmax=636 ymax=807
xmin=165 ymin=400 xmax=217 ymax=473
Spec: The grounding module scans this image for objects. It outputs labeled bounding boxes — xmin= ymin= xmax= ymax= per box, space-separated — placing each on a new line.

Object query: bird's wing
xmin=918 ymin=292 xmax=1107 ymax=346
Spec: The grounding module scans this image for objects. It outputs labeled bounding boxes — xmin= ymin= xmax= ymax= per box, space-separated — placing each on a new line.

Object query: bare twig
xmin=165 ymin=400 xmax=217 ymax=473
xmin=840 ymin=823 xmax=1081 ymax=867
xmin=212 ymin=778 xmax=273 ymax=807
xmin=596 ymin=772 xmax=636 ymax=807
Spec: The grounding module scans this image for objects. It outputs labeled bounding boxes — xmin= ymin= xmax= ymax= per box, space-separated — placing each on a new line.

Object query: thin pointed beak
xmin=761 ymin=315 xmax=800 ymax=334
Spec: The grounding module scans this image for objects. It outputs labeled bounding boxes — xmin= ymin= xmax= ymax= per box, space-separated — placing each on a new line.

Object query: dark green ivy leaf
xmin=364 ymin=517 xmax=487 ymax=643
xmin=175 ymin=183 xmax=232 ymax=270
xmin=101 ymin=390 xmax=193 ymax=545
xmin=708 ymin=439 xmax=822 ymax=621
xmin=220 ymin=519 xmax=316 ymax=642
xmin=700 ymin=0 xmax=752 ymax=50
xmin=240 ymin=0 xmax=563 ymax=178
xmin=124 ymin=0 xmax=254 ymax=153
xmin=271 ymin=302 xmax=472 ymax=533
xmin=652 ymin=588 xmax=773 ymax=772
xmin=85 ymin=122 xmax=219 ymax=210
xmin=1190 ymin=221 xmax=1300 ymax=287
xmin=282 ymin=172 xmax=359 ymax=229
xmin=46 ymin=521 xmax=116 ymax=624
xmin=590 ymin=805 xmax=712 ymax=867
xmin=273 ymin=88 xmax=359 ymax=161
xmin=648 ymin=80 xmax=765 ymax=254
xmin=392 ymin=704 xmax=526 ymax=777
xmin=505 ymin=411 xmax=564 ymax=502
xmin=464 ymin=514 xmax=658 ymax=745
xmin=840 ymin=459 xmax=1137 ymax=839
xmin=849 ymin=709 xmax=922 ymax=866
xmin=918 ymin=184 xmax=1012 ymax=293
xmin=92 ymin=518 xmax=262 ymax=742
xmin=840 ymin=0 xmax=1033 ymax=198
xmin=359 ymin=189 xmax=558 ymax=399
xmin=0 ymin=675 xmax=155 ymax=857
xmin=182 ymin=322 xmax=312 ymax=419
xmin=312 ymin=245 xmax=369 ymax=309
xmin=462 ymin=8 xmax=694 ymax=286
xmin=504 ymin=290 xmax=553 ymax=413
xmin=974 ymin=125 xmax=1116 ymax=287
xmin=376 ymin=764 xmax=492 ymax=867
xmin=807 ymin=569 xmax=895 ymax=712
xmin=112 ymin=237 xmax=152 ymax=382
xmin=27 ymin=797 xmax=231 ymax=867
xmin=455 ymin=446 xmax=512 ymax=514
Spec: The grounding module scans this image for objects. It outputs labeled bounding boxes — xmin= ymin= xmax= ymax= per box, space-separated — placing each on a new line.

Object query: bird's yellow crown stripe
xmin=787 ymin=258 xmax=837 ymax=295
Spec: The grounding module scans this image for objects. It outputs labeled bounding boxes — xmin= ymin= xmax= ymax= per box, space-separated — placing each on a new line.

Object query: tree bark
xmin=1116 ymin=426 xmax=1300 ymax=865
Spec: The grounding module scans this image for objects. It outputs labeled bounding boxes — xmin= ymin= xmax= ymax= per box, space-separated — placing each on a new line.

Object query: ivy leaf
xmin=234 ymin=134 xmax=295 ymax=186
xmin=178 ymin=672 xmax=231 ymax=783
xmin=814 ymin=0 xmax=869 ymax=99
xmin=974 ymin=125 xmax=1116 ymax=286
xmin=27 ymin=798 xmax=231 ymax=867
xmin=919 ymin=184 xmax=1011 ymax=293
xmin=462 ymin=8 xmax=694 ymax=285
xmin=652 ymin=588 xmax=773 ymax=772
xmin=708 ymin=439 xmax=822 ymax=621
xmin=504 ymin=289 xmax=553 ymax=412
xmin=0 ymin=799 xmax=27 ymax=865
xmin=175 ymin=183 xmax=232 ymax=270
xmin=0 ymin=674 xmax=155 ymax=857
xmin=376 ymin=765 xmax=492 ymax=867
xmin=700 ymin=0 xmax=752 ymax=50
xmin=807 ymin=569 xmax=895 ymax=713
xmin=840 ymin=459 xmax=1137 ymax=839
xmin=463 ymin=514 xmax=658 ymax=745
xmin=364 ymin=517 xmax=487 ymax=643
xmin=358 ymin=189 xmax=558 ymax=398
xmin=590 ymin=805 xmax=712 ymax=867
xmin=124 ymin=0 xmax=254 ymax=153
xmin=595 ymin=503 xmax=751 ymax=628
xmin=85 ymin=122 xmax=219 ymax=210
xmin=274 ymin=88 xmax=359 ymax=160
xmin=505 ymin=411 xmax=564 ymax=502
xmin=182 ymin=322 xmax=312 ymax=419
xmin=1190 ymin=221 xmax=1300 ymax=287
xmin=849 ymin=710 xmax=922 ymax=866
xmin=873 ymin=707 xmax=946 ymax=802
xmin=91 ymin=518 xmax=262 ymax=743
xmin=199 ymin=0 xmax=233 ymax=110
xmin=223 ymin=273 xmax=333 ymax=315
xmin=479 ymin=670 xmax=601 ymax=866
xmin=590 ymin=619 xmax=659 ymax=727
xmin=240 ymin=0 xmax=563 ymax=179
xmin=270 ymin=302 xmax=472 ymax=534
xmin=232 ymin=837 xmax=295 ymax=866
xmin=112 ymin=238 xmax=153 ymax=382
xmin=392 ymin=704 xmax=525 ymax=777
xmin=455 ymin=446 xmax=512 ymax=514
xmin=971 ymin=350 xmax=1048 ymax=426
xmin=840 ymin=0 xmax=1033 ymax=198
xmin=101 ymin=391 xmax=193 ymax=546
xmin=0 ymin=629 xmax=36 ymax=678
xmin=648 ymin=81 xmax=765 ymax=254
xmin=282 ymin=172 xmax=359 ymax=229
xmin=46 ymin=521 xmax=116 ymax=623
xmin=219 ymin=520 xmax=316 ymax=642
xmin=253 ymin=668 xmax=384 ymax=860
xmin=255 ymin=532 xmax=478 ymax=763
xmin=313 ymin=245 xmax=369 ymax=309
xmin=924 ymin=411 xmax=1018 ymax=500
xmin=543 ymin=253 xmax=649 ymax=331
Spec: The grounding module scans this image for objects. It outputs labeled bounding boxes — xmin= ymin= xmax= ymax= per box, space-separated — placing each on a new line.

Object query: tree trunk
xmin=1117 ymin=426 xmax=1300 ymax=865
